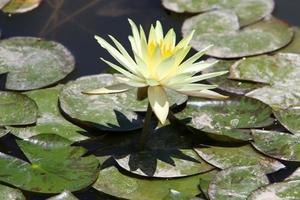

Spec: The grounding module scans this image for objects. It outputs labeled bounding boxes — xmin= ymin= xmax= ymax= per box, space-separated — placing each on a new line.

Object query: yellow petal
xmin=179 ymin=45 xmax=213 ymax=69
xmin=148 ymin=86 xmax=169 ymax=124
xmin=175 ymin=30 xmax=194 ymax=51
xmin=155 ymin=21 xmax=163 ymax=41
xmin=82 ymin=84 xmax=131 ymax=95
xmin=185 ymin=71 xmax=228 ymax=83
xmin=182 ymin=90 xmax=228 ymax=99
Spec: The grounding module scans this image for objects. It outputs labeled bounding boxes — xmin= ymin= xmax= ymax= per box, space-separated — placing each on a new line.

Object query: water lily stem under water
xmin=140 ymin=103 xmax=153 ymax=150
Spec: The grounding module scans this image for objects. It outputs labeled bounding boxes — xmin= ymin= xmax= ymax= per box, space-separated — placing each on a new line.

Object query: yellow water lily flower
xmin=87 ymin=19 xmax=227 ymax=124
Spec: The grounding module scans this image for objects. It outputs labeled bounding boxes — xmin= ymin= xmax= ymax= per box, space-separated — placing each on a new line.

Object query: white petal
xmin=175 ymin=30 xmax=194 ymax=50
xmin=169 ymin=83 xmax=217 ymax=92
xmin=185 ymin=71 xmax=228 ymax=83
xmin=128 ymin=19 xmax=142 ymax=57
xmin=180 ymin=60 xmax=218 ymax=74
xmin=179 ymin=45 xmax=213 ymax=69
xmin=148 ymin=86 xmax=169 ymax=124
xmin=155 ymin=21 xmax=163 ymax=42
xmin=181 ymin=90 xmax=228 ymax=99
xmin=82 ymin=84 xmax=132 ymax=95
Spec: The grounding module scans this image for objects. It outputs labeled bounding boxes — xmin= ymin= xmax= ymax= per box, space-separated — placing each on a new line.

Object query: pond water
xmin=0 ymin=0 xmax=300 ymax=199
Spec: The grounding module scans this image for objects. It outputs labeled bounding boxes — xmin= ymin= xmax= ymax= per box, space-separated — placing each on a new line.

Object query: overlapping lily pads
xmin=182 ymin=11 xmax=293 ymax=58
xmin=208 ymin=166 xmax=269 ymax=200
xmin=203 ymin=60 xmax=263 ymax=95
xmin=175 ymin=97 xmax=274 ymax=141
xmin=280 ymin=27 xmax=300 ymax=54
xmin=162 ymin=0 xmax=274 ymax=26
xmin=47 ymin=191 xmax=78 ymax=200
xmin=251 ymin=129 xmax=300 ymax=162
xmin=0 ymin=91 xmax=38 ymax=126
xmin=0 ymin=184 xmax=25 ymax=200
xmin=273 ymin=109 xmax=300 ymax=135
xmin=0 ymin=37 xmax=74 ymax=91
xmin=1 ymin=0 xmax=42 ymax=14
xmin=248 ymin=180 xmax=300 ymax=200
xmin=59 ymin=74 xmax=187 ymax=131
xmin=194 ymin=145 xmax=284 ymax=173
xmin=93 ymin=165 xmax=204 ymax=200
xmin=8 ymin=86 xmax=89 ymax=142
xmin=0 ymin=134 xmax=99 ymax=193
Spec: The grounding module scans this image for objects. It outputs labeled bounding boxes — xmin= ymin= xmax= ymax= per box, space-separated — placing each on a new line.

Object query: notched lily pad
xmin=203 ymin=59 xmax=263 ymax=95
xmin=8 ymin=86 xmax=89 ymax=142
xmin=0 ymin=37 xmax=74 ymax=90
xmin=182 ymin=12 xmax=294 ymax=58
xmin=0 ymin=134 xmax=99 ymax=193
xmin=2 ymin=0 xmax=42 ymax=14
xmin=208 ymin=166 xmax=269 ymax=200
xmin=47 ymin=191 xmax=78 ymax=200
xmin=162 ymin=0 xmax=274 ymax=26
xmin=248 ymin=180 xmax=300 ymax=200
xmin=194 ymin=145 xmax=284 ymax=173
xmin=59 ymin=74 xmax=186 ymax=131
xmin=93 ymin=165 xmax=205 ymax=200
xmin=0 ymin=91 xmax=38 ymax=126
xmin=251 ymin=129 xmax=300 ymax=162
xmin=0 ymin=184 xmax=25 ymax=200
xmin=175 ymin=97 xmax=273 ymax=142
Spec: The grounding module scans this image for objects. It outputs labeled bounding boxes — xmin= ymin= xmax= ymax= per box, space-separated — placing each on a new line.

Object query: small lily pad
xmin=93 ymin=165 xmax=206 ymax=200
xmin=281 ymin=27 xmax=300 ymax=54
xmin=162 ymin=0 xmax=274 ymax=26
xmin=248 ymin=180 xmax=300 ymax=200
xmin=203 ymin=59 xmax=263 ymax=95
xmin=0 ymin=91 xmax=38 ymax=126
xmin=273 ymin=109 xmax=300 ymax=135
xmin=2 ymin=0 xmax=42 ymax=14
xmin=251 ymin=129 xmax=300 ymax=162
xmin=59 ymin=74 xmax=186 ymax=131
xmin=194 ymin=145 xmax=284 ymax=173
xmin=47 ymin=191 xmax=78 ymax=200
xmin=115 ymin=149 xmax=214 ymax=178
xmin=0 ymin=37 xmax=74 ymax=91
xmin=208 ymin=166 xmax=269 ymax=200
xmin=175 ymin=97 xmax=273 ymax=142
xmin=182 ymin=12 xmax=294 ymax=58
xmin=0 ymin=134 xmax=99 ymax=193
xmin=0 ymin=184 xmax=25 ymax=200
xmin=8 ymin=86 xmax=89 ymax=142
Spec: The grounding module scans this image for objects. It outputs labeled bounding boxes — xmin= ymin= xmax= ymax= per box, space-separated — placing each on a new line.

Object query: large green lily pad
xmin=0 ymin=134 xmax=99 ymax=193
xmin=248 ymin=180 xmax=300 ymax=200
xmin=93 ymin=165 xmax=205 ymax=200
xmin=273 ymin=109 xmax=300 ymax=135
xmin=0 ymin=37 xmax=74 ymax=90
xmin=182 ymin=12 xmax=294 ymax=58
xmin=59 ymin=74 xmax=187 ymax=131
xmin=203 ymin=59 xmax=263 ymax=95
xmin=251 ymin=129 xmax=300 ymax=162
xmin=2 ymin=0 xmax=42 ymax=14
xmin=208 ymin=166 xmax=269 ymax=200
xmin=47 ymin=191 xmax=78 ymax=200
xmin=175 ymin=97 xmax=273 ymax=142
xmin=162 ymin=0 xmax=274 ymax=26
xmin=280 ymin=27 xmax=300 ymax=54
xmin=8 ymin=86 xmax=89 ymax=142
xmin=115 ymin=148 xmax=214 ymax=178
xmin=194 ymin=145 xmax=284 ymax=173
xmin=0 ymin=91 xmax=38 ymax=126
xmin=0 ymin=184 xmax=25 ymax=200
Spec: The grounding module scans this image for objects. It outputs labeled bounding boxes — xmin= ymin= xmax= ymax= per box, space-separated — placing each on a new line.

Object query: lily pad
xmin=203 ymin=59 xmax=263 ymax=95
xmin=0 ymin=184 xmax=25 ymax=200
xmin=248 ymin=180 xmax=300 ymax=200
xmin=162 ymin=0 xmax=274 ymax=26
xmin=8 ymin=86 xmax=89 ymax=142
xmin=285 ymin=168 xmax=300 ymax=181
xmin=163 ymin=189 xmax=204 ymax=200
xmin=0 ymin=37 xmax=74 ymax=91
xmin=59 ymin=74 xmax=187 ymax=131
xmin=273 ymin=109 xmax=300 ymax=135
xmin=2 ymin=0 xmax=42 ymax=14
xmin=93 ymin=165 xmax=206 ymax=200
xmin=182 ymin=12 xmax=294 ymax=58
xmin=175 ymin=97 xmax=273 ymax=142
xmin=115 ymin=149 xmax=214 ymax=178
xmin=194 ymin=145 xmax=284 ymax=173
xmin=47 ymin=191 xmax=78 ymax=200
xmin=208 ymin=166 xmax=269 ymax=200
xmin=0 ymin=91 xmax=38 ymax=126
xmin=0 ymin=128 xmax=9 ymax=137
xmin=251 ymin=129 xmax=300 ymax=162
xmin=281 ymin=27 xmax=300 ymax=54
xmin=0 ymin=134 xmax=99 ymax=193
xmin=198 ymin=170 xmax=219 ymax=199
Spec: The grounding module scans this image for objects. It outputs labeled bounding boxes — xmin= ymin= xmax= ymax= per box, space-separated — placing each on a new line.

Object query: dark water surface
xmin=0 ymin=0 xmax=300 ymax=199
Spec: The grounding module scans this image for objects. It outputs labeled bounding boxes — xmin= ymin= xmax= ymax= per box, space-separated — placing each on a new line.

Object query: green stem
xmin=139 ymin=103 xmax=153 ymax=150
